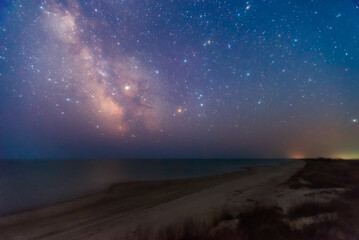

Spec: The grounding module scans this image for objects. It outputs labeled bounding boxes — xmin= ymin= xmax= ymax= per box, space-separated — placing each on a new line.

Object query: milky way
xmin=41 ymin=1 xmax=164 ymax=133
xmin=0 ymin=0 xmax=358 ymax=159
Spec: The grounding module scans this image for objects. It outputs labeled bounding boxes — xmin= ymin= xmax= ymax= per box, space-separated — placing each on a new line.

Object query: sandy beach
xmin=0 ymin=160 xmax=305 ymax=240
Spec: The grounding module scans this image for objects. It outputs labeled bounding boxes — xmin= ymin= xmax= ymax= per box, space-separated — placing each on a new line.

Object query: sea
xmin=0 ymin=158 xmax=288 ymax=216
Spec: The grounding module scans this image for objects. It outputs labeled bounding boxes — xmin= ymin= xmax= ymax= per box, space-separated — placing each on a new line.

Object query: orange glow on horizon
xmin=290 ymin=153 xmax=307 ymax=159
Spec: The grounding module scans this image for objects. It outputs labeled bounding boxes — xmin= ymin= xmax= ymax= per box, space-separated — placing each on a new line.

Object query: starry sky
xmin=0 ymin=0 xmax=358 ymax=159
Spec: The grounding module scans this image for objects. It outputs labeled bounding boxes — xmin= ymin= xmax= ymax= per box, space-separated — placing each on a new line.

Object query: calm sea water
xmin=0 ymin=159 xmax=288 ymax=216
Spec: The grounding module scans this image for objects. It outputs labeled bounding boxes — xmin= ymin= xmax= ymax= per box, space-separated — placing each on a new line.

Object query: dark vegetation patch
xmin=286 ymin=201 xmax=337 ymax=220
xmin=237 ymin=206 xmax=291 ymax=240
xmin=287 ymin=158 xmax=359 ymax=189
xmin=157 ymin=218 xmax=206 ymax=240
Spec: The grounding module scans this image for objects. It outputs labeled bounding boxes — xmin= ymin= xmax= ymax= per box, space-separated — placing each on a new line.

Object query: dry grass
xmin=135 ymin=203 xmax=358 ymax=240
xmin=237 ymin=206 xmax=291 ymax=240
xmin=157 ymin=218 xmax=208 ymax=240
xmin=212 ymin=205 xmax=237 ymax=226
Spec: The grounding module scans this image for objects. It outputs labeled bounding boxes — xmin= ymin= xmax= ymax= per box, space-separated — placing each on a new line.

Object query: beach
xmin=0 ymin=160 xmax=304 ymax=240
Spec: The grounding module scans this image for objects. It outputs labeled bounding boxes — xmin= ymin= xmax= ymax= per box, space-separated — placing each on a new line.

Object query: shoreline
xmin=0 ymin=159 xmax=289 ymax=218
xmin=0 ymin=160 xmax=304 ymax=240
xmin=0 ymin=158 xmax=289 ymax=217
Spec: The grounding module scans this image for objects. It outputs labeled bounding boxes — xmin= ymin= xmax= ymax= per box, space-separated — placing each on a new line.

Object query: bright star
xmin=203 ymin=40 xmax=212 ymax=46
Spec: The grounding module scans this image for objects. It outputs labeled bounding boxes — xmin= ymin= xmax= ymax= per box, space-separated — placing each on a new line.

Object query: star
xmin=1 ymin=0 xmax=359 ymax=159
xmin=203 ymin=40 xmax=212 ymax=46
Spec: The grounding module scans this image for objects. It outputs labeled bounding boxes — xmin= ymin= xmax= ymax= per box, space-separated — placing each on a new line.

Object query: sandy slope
xmin=0 ymin=160 xmax=304 ymax=240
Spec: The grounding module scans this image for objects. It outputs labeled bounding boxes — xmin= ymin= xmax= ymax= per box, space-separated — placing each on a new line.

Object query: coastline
xmin=0 ymin=160 xmax=304 ymax=240
xmin=0 ymin=158 xmax=289 ymax=216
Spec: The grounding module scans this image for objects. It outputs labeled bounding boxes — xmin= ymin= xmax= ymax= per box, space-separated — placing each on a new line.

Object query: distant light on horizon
xmin=289 ymin=153 xmax=307 ymax=159
xmin=334 ymin=153 xmax=359 ymax=160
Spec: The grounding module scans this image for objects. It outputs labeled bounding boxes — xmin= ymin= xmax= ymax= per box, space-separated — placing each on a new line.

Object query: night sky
xmin=0 ymin=0 xmax=358 ymax=159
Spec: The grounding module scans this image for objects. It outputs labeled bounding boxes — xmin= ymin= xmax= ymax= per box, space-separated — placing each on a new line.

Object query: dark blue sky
xmin=0 ymin=0 xmax=358 ymax=159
